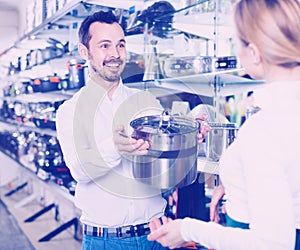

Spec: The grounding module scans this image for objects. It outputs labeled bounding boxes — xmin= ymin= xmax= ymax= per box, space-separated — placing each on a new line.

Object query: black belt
xmin=83 ymin=222 xmax=151 ymax=238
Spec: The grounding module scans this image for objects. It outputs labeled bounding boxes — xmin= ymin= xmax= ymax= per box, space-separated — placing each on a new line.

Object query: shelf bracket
xmin=38 ymin=217 xmax=80 ymax=242
xmin=24 ymin=203 xmax=56 ymax=223
xmin=4 ymin=181 xmax=28 ymax=197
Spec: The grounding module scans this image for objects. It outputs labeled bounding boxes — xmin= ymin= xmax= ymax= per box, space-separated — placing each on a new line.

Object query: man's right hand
xmin=114 ymin=125 xmax=150 ymax=156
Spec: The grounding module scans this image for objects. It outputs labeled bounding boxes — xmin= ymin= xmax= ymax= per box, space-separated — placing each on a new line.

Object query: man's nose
xmin=109 ymin=46 xmax=120 ymax=58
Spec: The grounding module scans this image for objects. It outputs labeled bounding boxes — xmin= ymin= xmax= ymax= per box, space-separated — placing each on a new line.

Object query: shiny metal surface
xmin=205 ymin=122 xmax=238 ymax=162
xmin=132 ymin=152 xmax=198 ymax=189
xmin=161 ymin=56 xmax=213 ymax=78
xmin=130 ymin=114 xmax=199 ymax=190
xmin=161 ymin=56 xmax=238 ymax=78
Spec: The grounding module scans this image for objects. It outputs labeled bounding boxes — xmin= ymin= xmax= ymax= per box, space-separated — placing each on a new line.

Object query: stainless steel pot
xmin=161 ymin=56 xmax=238 ymax=78
xmin=205 ymin=122 xmax=239 ymax=162
xmin=130 ymin=111 xmax=199 ymax=190
xmin=161 ymin=56 xmax=213 ymax=78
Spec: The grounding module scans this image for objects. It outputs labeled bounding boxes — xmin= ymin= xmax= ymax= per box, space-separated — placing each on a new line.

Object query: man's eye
xmin=100 ymin=44 xmax=109 ymax=49
xmin=118 ymin=43 xmax=126 ymax=48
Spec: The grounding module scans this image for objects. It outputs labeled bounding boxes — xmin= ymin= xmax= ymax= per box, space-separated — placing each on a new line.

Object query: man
xmin=56 ymin=11 xmax=168 ymax=249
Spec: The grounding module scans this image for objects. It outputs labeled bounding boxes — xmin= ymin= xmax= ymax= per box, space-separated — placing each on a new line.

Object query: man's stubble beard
xmin=89 ymin=53 xmax=125 ymax=82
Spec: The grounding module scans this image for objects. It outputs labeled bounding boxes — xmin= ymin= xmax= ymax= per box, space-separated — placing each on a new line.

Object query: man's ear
xmin=248 ymin=43 xmax=261 ymax=65
xmin=78 ymin=43 xmax=89 ymax=60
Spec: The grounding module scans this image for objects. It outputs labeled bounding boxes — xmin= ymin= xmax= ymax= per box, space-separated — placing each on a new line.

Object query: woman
xmin=147 ymin=0 xmax=300 ymax=249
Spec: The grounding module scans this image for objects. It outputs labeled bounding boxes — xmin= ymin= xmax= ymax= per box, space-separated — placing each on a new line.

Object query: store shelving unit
xmin=0 ymin=149 xmax=81 ymax=250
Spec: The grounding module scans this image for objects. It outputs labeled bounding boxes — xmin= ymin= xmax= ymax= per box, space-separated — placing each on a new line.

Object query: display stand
xmin=0 ymin=150 xmax=82 ymax=249
xmin=15 ymin=193 xmax=38 ymax=208
xmin=24 ymin=203 xmax=57 ymax=222
xmin=4 ymin=181 xmax=28 ymax=197
xmin=38 ymin=217 xmax=80 ymax=242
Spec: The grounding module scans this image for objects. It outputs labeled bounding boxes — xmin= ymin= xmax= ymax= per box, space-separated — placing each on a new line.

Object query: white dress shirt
xmin=180 ymin=81 xmax=300 ymax=250
xmin=56 ymin=78 xmax=166 ymax=227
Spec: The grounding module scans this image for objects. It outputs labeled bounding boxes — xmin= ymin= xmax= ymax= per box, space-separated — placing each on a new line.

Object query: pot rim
xmin=130 ymin=114 xmax=200 ymax=136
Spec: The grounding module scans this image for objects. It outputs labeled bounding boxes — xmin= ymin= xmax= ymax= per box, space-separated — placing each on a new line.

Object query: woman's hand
xmin=148 ymin=216 xmax=186 ymax=249
xmin=114 ymin=125 xmax=150 ymax=156
xmin=210 ymin=184 xmax=226 ymax=223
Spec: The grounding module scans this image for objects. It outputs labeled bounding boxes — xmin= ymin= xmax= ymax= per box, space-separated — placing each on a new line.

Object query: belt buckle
xmin=136 ymin=224 xmax=148 ymax=236
xmin=123 ymin=223 xmax=149 ymax=237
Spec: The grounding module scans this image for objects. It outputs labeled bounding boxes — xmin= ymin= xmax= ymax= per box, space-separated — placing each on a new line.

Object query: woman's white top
xmin=181 ymin=81 xmax=300 ymax=250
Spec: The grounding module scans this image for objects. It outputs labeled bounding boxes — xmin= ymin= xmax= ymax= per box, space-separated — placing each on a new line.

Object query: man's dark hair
xmin=78 ymin=11 xmax=119 ymax=49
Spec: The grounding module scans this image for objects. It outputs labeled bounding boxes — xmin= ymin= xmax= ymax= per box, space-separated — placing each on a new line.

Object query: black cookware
xmin=67 ymin=59 xmax=86 ymax=89
xmin=32 ymin=76 xmax=60 ymax=93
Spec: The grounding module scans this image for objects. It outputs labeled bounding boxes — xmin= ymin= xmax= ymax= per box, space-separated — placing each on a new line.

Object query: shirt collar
xmin=86 ymin=77 xmax=124 ymax=100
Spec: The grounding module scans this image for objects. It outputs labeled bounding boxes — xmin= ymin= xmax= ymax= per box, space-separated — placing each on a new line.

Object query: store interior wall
xmin=0 ymin=8 xmax=19 ymax=51
xmin=0 ymin=0 xmax=29 ymax=52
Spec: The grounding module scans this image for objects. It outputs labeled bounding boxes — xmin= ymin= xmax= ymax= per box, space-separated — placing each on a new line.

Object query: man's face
xmin=86 ymin=22 xmax=127 ymax=82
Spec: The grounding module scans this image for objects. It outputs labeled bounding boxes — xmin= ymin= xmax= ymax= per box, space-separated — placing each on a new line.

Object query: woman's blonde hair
xmin=234 ymin=0 xmax=300 ymax=67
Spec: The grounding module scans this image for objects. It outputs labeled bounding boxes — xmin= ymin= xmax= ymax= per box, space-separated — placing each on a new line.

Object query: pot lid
xmin=130 ymin=111 xmax=199 ymax=135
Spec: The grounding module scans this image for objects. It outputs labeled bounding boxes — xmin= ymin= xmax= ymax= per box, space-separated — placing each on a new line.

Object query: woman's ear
xmin=78 ymin=43 xmax=89 ymax=60
xmin=248 ymin=43 xmax=261 ymax=65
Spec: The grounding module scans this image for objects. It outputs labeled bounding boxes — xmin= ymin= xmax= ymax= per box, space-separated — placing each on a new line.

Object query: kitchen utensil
xmin=130 ymin=111 xmax=199 ymax=190
xmin=205 ymin=122 xmax=238 ymax=162
xmin=67 ymin=58 xmax=86 ymax=89
xmin=161 ymin=56 xmax=212 ymax=78
xmin=32 ymin=76 xmax=60 ymax=93
xmin=161 ymin=56 xmax=238 ymax=78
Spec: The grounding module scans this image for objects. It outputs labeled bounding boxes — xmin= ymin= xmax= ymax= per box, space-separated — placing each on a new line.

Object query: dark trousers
xmin=176 ymin=173 xmax=208 ymax=221
xmin=296 ymin=229 xmax=300 ymax=250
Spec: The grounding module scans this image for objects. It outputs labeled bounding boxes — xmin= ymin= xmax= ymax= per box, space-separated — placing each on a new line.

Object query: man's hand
xmin=114 ymin=126 xmax=150 ymax=156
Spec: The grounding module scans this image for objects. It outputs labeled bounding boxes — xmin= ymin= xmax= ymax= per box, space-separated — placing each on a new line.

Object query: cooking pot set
xmin=0 ymin=98 xmax=65 ymax=130
xmin=129 ymin=111 xmax=239 ymax=190
xmin=1 ymin=57 xmax=86 ymax=130
xmin=32 ymin=75 xmax=61 ymax=93
xmin=30 ymin=59 xmax=87 ymax=93
xmin=0 ymin=130 xmax=29 ymax=160
xmin=125 ymin=1 xmax=175 ymax=38
xmin=26 ymin=133 xmax=75 ymax=190
xmin=161 ymin=56 xmax=238 ymax=78
xmin=3 ymin=58 xmax=87 ymax=98
xmin=7 ymin=45 xmax=66 ymax=76
xmin=30 ymin=101 xmax=61 ymax=130
xmin=0 ymin=129 xmax=76 ymax=195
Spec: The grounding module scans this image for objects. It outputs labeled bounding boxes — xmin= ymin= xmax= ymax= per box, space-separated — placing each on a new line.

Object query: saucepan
xmin=205 ymin=122 xmax=239 ymax=162
xmin=130 ymin=111 xmax=199 ymax=190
